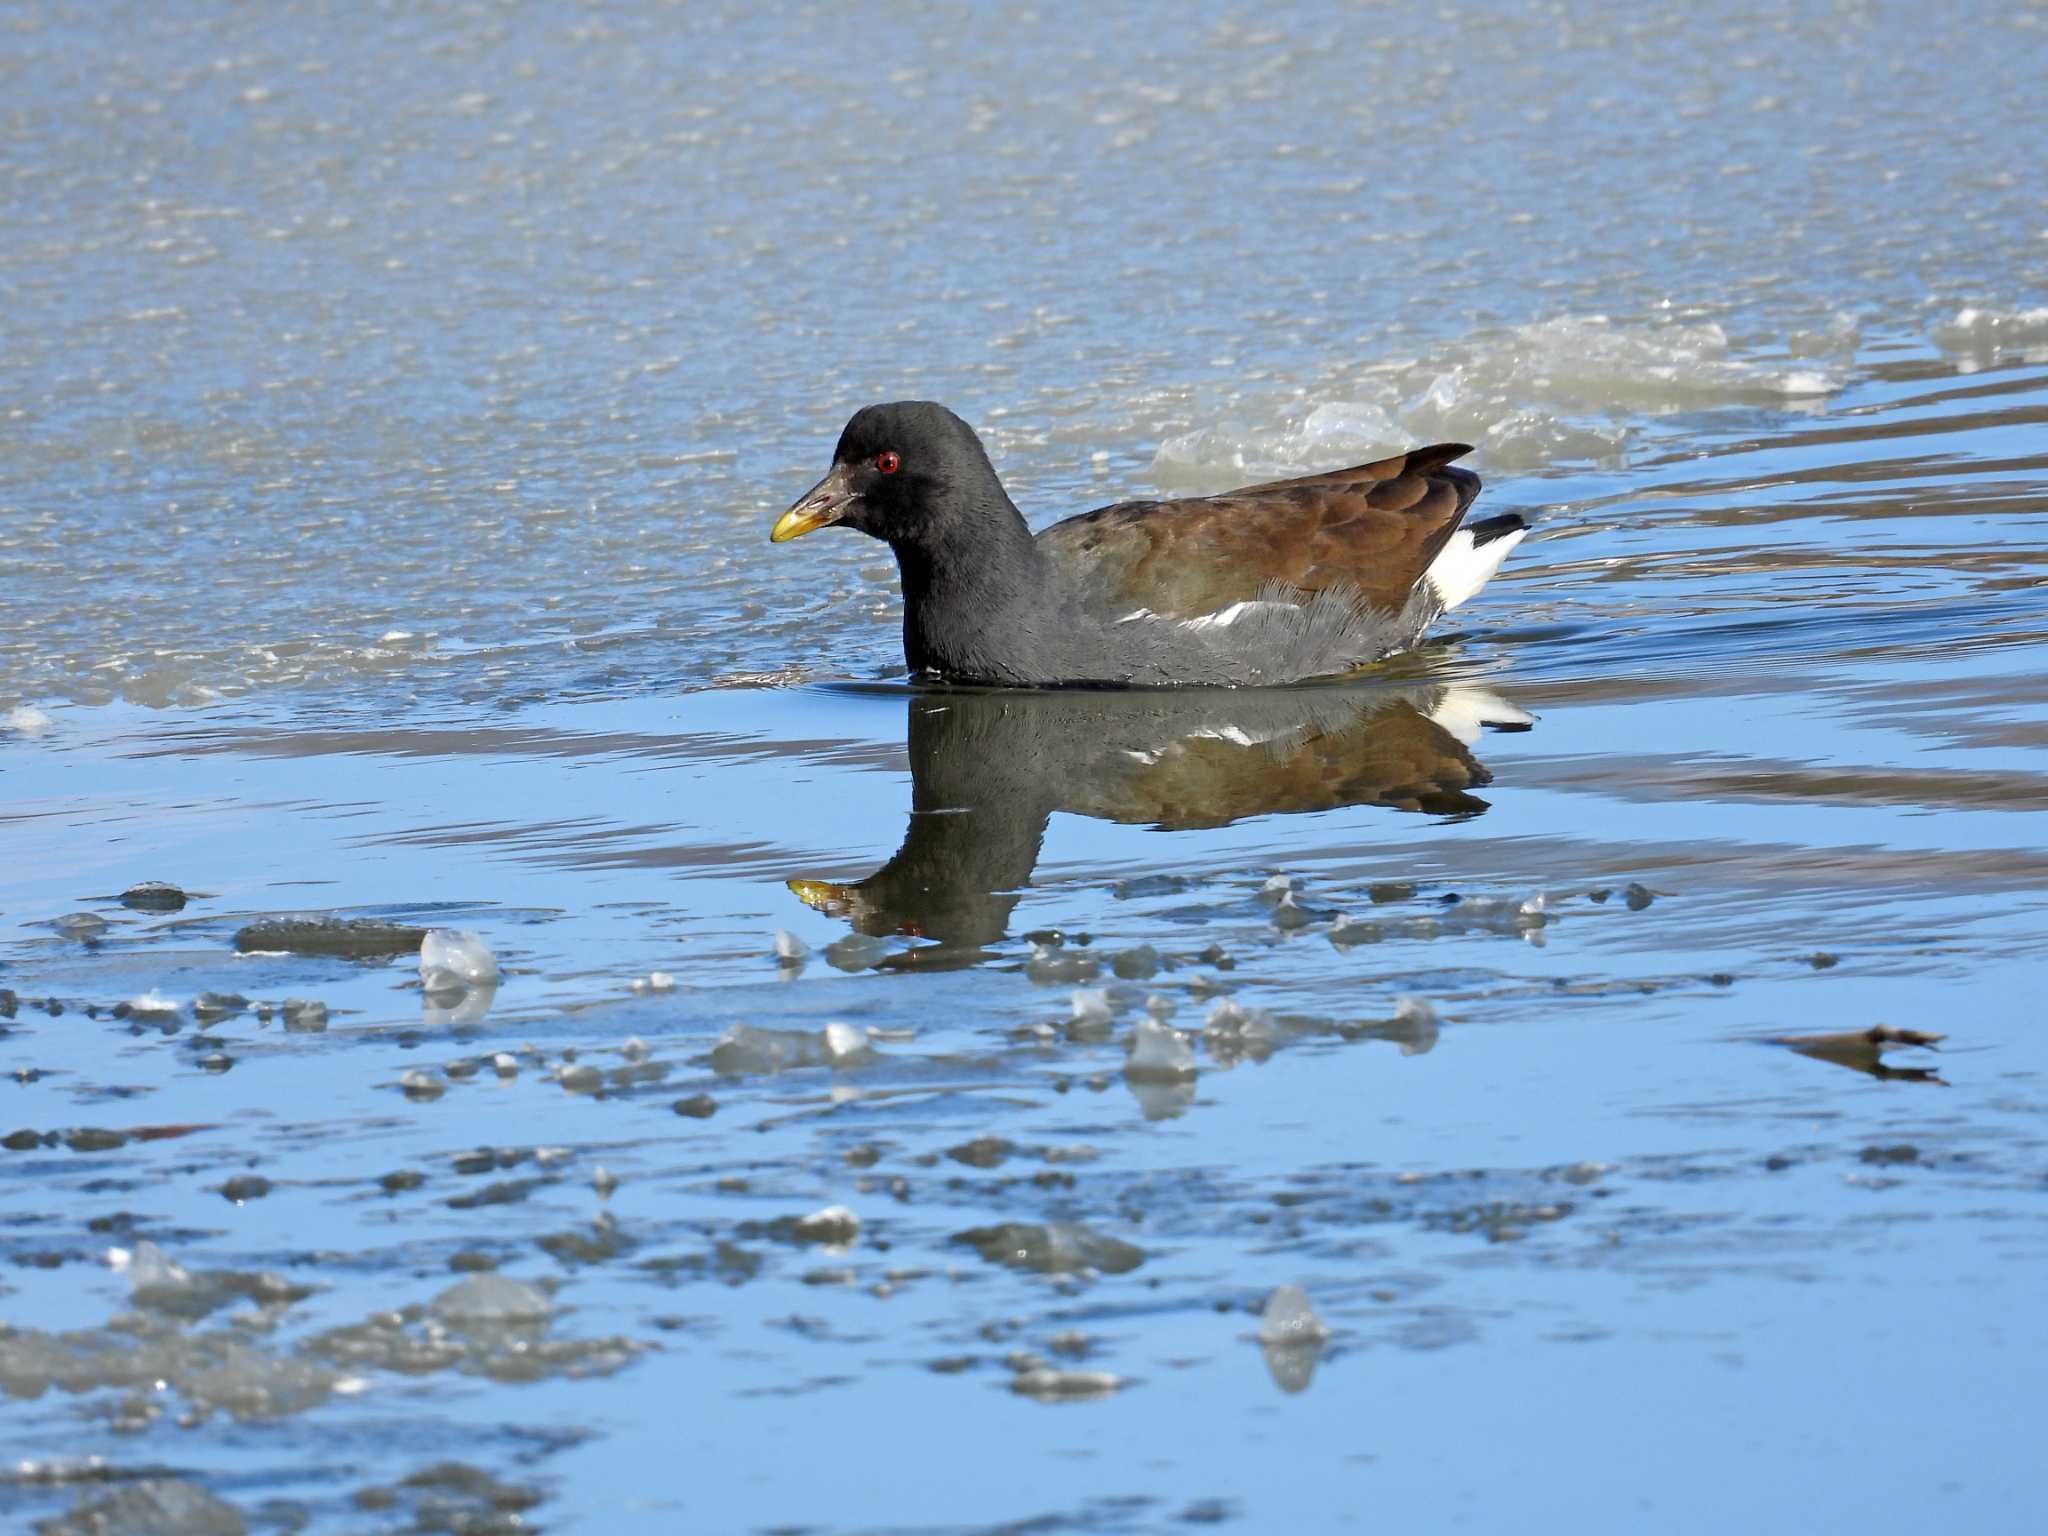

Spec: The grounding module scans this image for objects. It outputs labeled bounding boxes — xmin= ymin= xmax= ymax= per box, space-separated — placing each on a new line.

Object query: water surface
xmin=4 ymin=3 xmax=2047 ymax=1532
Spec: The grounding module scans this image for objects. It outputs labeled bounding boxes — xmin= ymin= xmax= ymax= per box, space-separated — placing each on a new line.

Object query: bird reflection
xmin=788 ymin=680 xmax=1532 ymax=961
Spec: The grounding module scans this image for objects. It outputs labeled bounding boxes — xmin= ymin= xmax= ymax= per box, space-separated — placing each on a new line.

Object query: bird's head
xmin=771 ymin=401 xmax=1002 ymax=549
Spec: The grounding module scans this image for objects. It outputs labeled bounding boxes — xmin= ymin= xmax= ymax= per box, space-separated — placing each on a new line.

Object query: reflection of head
xmin=790 ymin=683 xmax=1530 ymax=955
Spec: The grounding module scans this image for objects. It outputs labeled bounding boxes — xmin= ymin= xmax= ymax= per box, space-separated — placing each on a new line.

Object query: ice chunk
xmin=709 ymin=1022 xmax=875 ymax=1076
xmin=1026 ymin=943 xmax=1099 ymax=984
xmin=431 ymin=1273 xmax=551 ymax=1324
xmin=1258 ymin=1284 xmax=1330 ymax=1345
xmin=1124 ymin=1019 xmax=1198 ymax=1082
xmin=1931 ymin=304 xmax=2048 ymax=351
xmin=420 ymin=929 xmax=499 ymax=991
xmin=1070 ymin=988 xmax=1113 ymax=1025
xmin=1298 ymin=399 xmax=1401 ymax=454
xmin=4 ymin=704 xmax=54 ymax=737
xmin=120 ymin=880 xmax=188 ymax=912
xmin=953 ymin=1221 xmax=1145 ymax=1275
xmin=1203 ymin=998 xmax=1281 ymax=1057
xmin=38 ymin=1478 xmax=248 ymax=1536
xmin=1259 ymin=1284 xmax=1331 ymax=1393
xmin=126 ymin=988 xmax=179 ymax=1016
xmin=114 ymin=1239 xmax=194 ymax=1299
xmin=279 ymin=998 xmax=327 ymax=1033
xmin=1388 ymin=996 xmax=1441 ymax=1056
xmin=1009 ymin=1366 xmax=1125 ymax=1401
xmin=793 ymin=1205 xmax=861 ymax=1245
xmin=773 ymin=929 xmax=810 ymax=964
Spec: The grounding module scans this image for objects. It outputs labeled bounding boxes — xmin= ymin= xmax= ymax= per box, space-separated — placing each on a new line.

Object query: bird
xmin=770 ymin=401 xmax=1527 ymax=687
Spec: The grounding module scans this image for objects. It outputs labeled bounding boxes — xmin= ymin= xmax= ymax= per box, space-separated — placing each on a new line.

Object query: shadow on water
xmin=785 ymin=680 xmax=1533 ymax=961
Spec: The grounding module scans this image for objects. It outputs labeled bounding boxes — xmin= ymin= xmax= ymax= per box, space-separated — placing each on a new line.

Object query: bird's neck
xmin=891 ymin=492 xmax=1049 ymax=680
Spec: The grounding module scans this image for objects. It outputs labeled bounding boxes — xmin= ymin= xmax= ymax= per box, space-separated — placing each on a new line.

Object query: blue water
xmin=4 ymin=3 xmax=2048 ymax=1532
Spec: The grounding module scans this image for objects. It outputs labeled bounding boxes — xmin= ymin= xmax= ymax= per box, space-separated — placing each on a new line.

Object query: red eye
xmin=875 ymin=451 xmax=900 ymax=474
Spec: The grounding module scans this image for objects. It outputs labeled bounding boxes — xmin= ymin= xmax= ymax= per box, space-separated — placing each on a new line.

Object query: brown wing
xmin=1036 ymin=444 xmax=1480 ymax=617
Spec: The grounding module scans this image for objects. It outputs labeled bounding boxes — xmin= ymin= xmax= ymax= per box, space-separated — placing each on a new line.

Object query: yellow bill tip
xmin=770 ymin=507 xmax=826 ymax=543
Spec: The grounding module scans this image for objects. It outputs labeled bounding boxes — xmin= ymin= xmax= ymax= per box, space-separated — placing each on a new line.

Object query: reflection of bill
xmin=788 ymin=681 xmax=1533 ymax=962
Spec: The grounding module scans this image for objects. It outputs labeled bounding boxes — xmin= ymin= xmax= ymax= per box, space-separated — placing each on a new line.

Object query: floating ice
xmin=629 ymin=971 xmax=677 ymax=993
xmin=793 ymin=1205 xmax=861 ymax=1246
xmin=279 ymin=998 xmax=327 ymax=1032
xmin=953 ymin=1221 xmax=1145 ymax=1275
xmin=126 ymin=988 xmax=179 ymax=1016
xmin=1010 ymin=1366 xmax=1125 ymax=1401
xmin=709 ymin=1021 xmax=874 ymax=1076
xmin=1931 ymin=304 xmax=2048 ymax=351
xmin=3 ymin=704 xmax=53 ymax=737
xmin=1258 ymin=1284 xmax=1330 ymax=1345
xmin=1259 ymin=1283 xmax=1331 ymax=1395
xmin=119 ymin=879 xmax=188 ymax=912
xmin=420 ymin=929 xmax=499 ymax=991
xmin=106 ymin=1241 xmax=304 ymax=1321
xmin=1202 ymin=999 xmax=1282 ymax=1061
xmin=1110 ymin=944 xmax=1159 ymax=979
xmin=113 ymin=1240 xmax=193 ymax=1298
xmin=431 ymin=1273 xmax=551 ymax=1324
xmin=1152 ymin=314 xmax=1842 ymax=486
xmin=773 ymin=929 xmax=810 ymax=963
xmin=1026 ymin=943 xmax=1100 ymax=984
xmin=38 ymin=1478 xmax=249 ymax=1536
xmin=1388 ymin=996 xmax=1442 ymax=1057
xmin=1124 ymin=1019 xmax=1197 ymax=1081
xmin=1070 ymin=988 xmax=1113 ymax=1025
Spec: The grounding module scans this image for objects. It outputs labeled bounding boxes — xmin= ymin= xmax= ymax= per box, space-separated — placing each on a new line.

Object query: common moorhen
xmin=772 ymin=401 xmax=1526 ymax=686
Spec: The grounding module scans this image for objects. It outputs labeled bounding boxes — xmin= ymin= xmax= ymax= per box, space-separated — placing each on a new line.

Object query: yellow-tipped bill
xmin=771 ymin=465 xmax=854 ymax=543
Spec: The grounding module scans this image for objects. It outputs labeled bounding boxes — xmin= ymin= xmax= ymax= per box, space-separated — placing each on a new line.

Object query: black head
xmin=771 ymin=401 xmax=1008 ymax=548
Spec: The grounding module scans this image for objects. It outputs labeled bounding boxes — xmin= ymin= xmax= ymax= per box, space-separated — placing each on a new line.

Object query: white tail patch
xmin=1426 ymin=685 xmax=1536 ymax=746
xmin=1424 ymin=525 xmax=1527 ymax=612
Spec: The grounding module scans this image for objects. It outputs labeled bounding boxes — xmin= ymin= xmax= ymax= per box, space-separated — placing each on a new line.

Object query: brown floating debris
xmin=1772 ymin=1025 xmax=1946 ymax=1083
xmin=233 ymin=916 xmax=429 ymax=957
